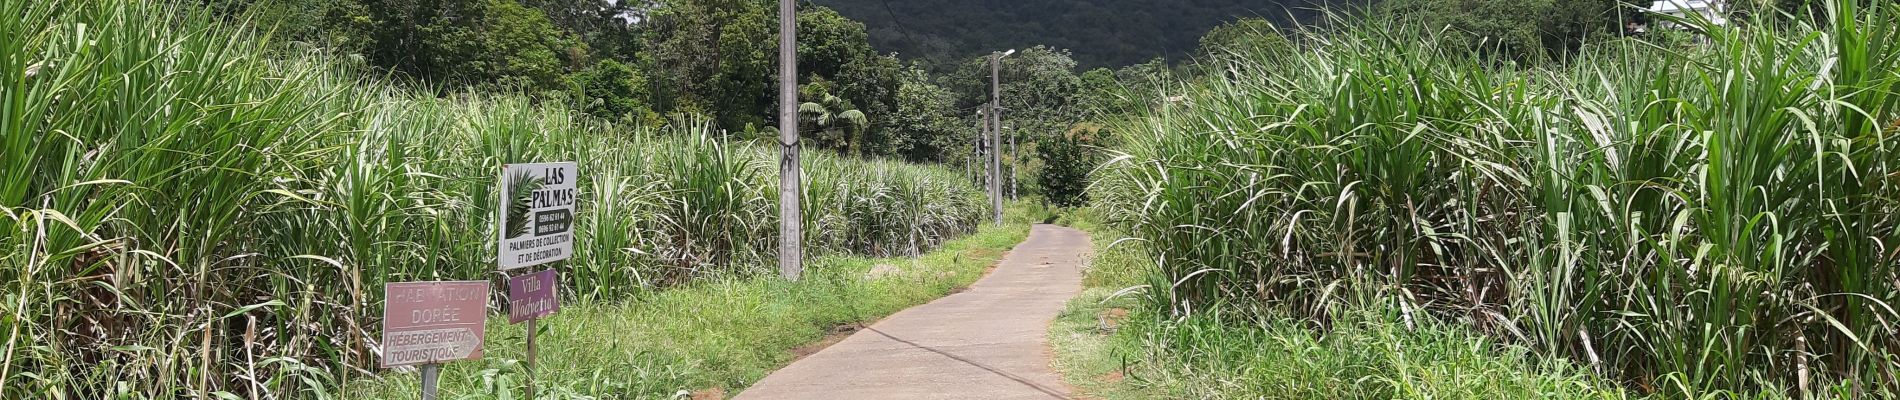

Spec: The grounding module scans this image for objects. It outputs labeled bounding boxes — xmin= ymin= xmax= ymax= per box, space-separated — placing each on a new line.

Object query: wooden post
xmin=525 ymin=317 xmax=537 ymax=400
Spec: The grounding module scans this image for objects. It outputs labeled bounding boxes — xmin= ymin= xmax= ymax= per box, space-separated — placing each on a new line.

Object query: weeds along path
xmin=736 ymin=224 xmax=1090 ymax=399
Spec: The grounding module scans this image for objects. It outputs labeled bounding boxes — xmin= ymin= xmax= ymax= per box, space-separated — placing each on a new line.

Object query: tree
xmin=1038 ymin=123 xmax=1099 ymax=208
xmin=1197 ymin=17 xmax=1292 ymax=60
xmin=569 ymin=59 xmax=655 ymax=122
xmin=424 ymin=0 xmax=587 ymax=91
xmin=643 ymin=0 xmax=750 ymax=113
xmin=710 ymin=0 xmax=777 ymax=131
xmin=1076 ymin=68 xmax=1125 ymax=120
xmin=799 ymin=80 xmax=870 ymax=156
xmin=942 ymin=46 xmax=1085 ymax=201
xmin=888 ymin=66 xmax=968 ymax=163
xmin=206 ymin=0 xmax=375 ymax=53
xmin=217 ymin=0 xmax=588 ymax=91
xmin=1375 ymin=0 xmax=1622 ymax=62
xmin=520 ymin=0 xmax=644 ymax=61
xmin=639 ymin=1 xmax=901 ymax=145
xmin=797 ymin=7 xmax=902 ymax=156
xmin=340 ymin=0 xmax=586 ymax=91
xmin=1077 ymin=57 xmax=1176 ymax=122
xmin=803 ymin=0 xmax=1336 ymax=71
xmin=944 ymin=46 xmax=1083 ymax=129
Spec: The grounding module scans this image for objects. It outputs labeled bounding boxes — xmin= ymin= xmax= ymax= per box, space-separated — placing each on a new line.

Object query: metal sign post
xmin=419 ymin=363 xmax=441 ymax=400
xmin=498 ymin=161 xmax=575 ymax=400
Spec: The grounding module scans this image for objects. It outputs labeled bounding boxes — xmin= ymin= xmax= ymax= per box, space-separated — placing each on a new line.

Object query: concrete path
xmin=735 ymin=224 xmax=1090 ymax=400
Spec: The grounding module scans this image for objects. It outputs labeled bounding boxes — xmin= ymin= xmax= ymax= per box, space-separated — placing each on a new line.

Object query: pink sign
xmin=381 ymin=281 xmax=489 ymax=368
xmin=508 ymin=269 xmax=561 ymax=324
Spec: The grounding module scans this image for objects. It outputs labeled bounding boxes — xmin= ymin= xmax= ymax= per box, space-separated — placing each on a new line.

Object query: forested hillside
xmin=200 ymin=0 xmax=1175 ymax=168
xmin=810 ymin=0 xmax=1355 ymax=68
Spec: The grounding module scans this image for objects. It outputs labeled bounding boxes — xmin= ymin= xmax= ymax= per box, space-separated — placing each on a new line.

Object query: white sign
xmin=498 ymin=162 xmax=577 ymax=270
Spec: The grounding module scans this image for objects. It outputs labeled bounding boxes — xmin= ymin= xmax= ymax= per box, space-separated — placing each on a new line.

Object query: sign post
xmin=419 ymin=364 xmax=441 ymax=400
xmin=498 ymin=162 xmax=575 ymax=400
xmin=382 ymin=281 xmax=489 ymax=400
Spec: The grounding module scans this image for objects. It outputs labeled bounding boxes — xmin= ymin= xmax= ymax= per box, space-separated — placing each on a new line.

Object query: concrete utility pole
xmin=989 ymin=49 xmax=1013 ymax=225
xmin=987 ymin=104 xmax=1001 ymax=226
xmin=974 ymin=108 xmax=986 ymax=187
xmin=778 ymin=0 xmax=802 ymax=280
xmin=1007 ymin=123 xmax=1016 ymax=200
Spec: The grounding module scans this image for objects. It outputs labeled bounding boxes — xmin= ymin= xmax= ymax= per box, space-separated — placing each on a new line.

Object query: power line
xmin=875 ymin=0 xmax=923 ymax=53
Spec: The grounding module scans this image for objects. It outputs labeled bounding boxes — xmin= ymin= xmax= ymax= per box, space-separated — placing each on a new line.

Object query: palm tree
xmin=798 ymin=92 xmax=869 ymax=156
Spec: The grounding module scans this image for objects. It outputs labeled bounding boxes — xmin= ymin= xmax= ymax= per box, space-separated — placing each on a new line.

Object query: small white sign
xmin=498 ymin=162 xmax=577 ymax=270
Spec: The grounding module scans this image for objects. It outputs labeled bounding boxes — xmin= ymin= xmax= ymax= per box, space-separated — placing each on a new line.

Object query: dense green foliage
xmin=215 ymin=0 xmax=1690 ymax=166
xmin=214 ymin=0 xmax=1198 ymax=186
xmin=567 ymin=59 xmax=658 ymax=124
xmin=1036 ymin=125 xmax=1097 ymax=208
xmin=1195 ymin=17 xmax=1296 ymax=61
xmin=1375 ymin=0 xmax=1628 ymax=61
xmin=933 ymin=46 xmax=1144 ymax=200
xmin=887 ymin=68 xmax=970 ymax=163
xmin=1093 ymin=2 xmax=1900 ymax=398
xmin=810 ymin=0 xmax=1355 ymax=69
xmin=213 ymin=0 xmax=949 ymax=160
xmin=0 ymin=1 xmax=988 ymax=397
xmin=798 ymin=79 xmax=872 ymax=156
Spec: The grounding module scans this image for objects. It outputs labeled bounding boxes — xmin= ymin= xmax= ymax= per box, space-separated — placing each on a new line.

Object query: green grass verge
xmin=1049 ymin=209 xmax=1629 ymax=399
xmin=348 ymin=204 xmax=1046 ymax=399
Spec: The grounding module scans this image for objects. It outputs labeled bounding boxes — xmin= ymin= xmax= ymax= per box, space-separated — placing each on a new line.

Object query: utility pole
xmin=987 ymin=104 xmax=1000 ymax=226
xmin=989 ymin=49 xmax=1013 ymax=225
xmin=778 ymin=0 xmax=802 ymax=280
xmin=1007 ymin=123 xmax=1016 ymax=200
xmin=974 ymin=108 xmax=986 ymax=188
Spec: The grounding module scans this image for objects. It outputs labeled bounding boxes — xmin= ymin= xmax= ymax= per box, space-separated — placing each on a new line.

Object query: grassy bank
xmin=1051 ymin=209 xmax=1625 ymax=399
xmin=352 ymin=209 xmax=1041 ymax=399
xmin=2 ymin=1 xmax=988 ymax=398
xmin=1086 ymin=1 xmax=1899 ymax=397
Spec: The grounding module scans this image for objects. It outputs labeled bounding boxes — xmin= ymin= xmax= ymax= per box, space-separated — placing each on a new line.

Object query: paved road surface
xmin=735 ymin=224 xmax=1090 ymax=400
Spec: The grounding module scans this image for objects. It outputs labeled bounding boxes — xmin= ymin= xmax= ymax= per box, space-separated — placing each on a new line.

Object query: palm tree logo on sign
xmin=505 ymin=170 xmax=544 ymax=240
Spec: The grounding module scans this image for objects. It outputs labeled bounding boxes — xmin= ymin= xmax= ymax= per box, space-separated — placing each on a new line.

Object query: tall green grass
xmin=1095 ymin=1 xmax=1899 ymax=397
xmin=1051 ymin=211 xmax=1629 ymax=399
xmin=0 ymin=1 xmax=984 ymax=398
